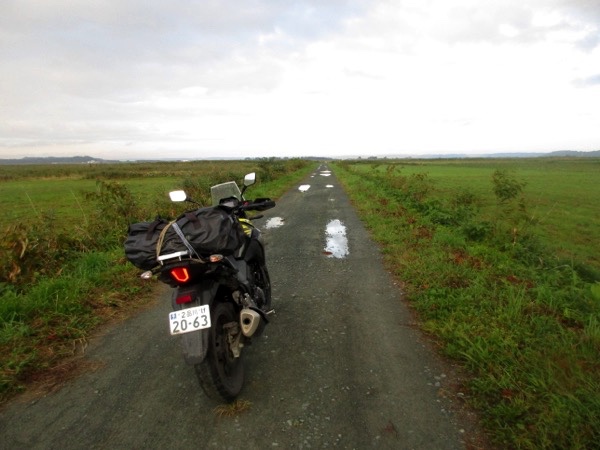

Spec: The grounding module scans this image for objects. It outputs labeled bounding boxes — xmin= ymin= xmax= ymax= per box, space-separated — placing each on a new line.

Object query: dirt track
xmin=0 ymin=166 xmax=481 ymax=449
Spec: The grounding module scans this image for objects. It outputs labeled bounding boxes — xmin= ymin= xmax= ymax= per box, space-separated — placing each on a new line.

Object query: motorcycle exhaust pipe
xmin=240 ymin=308 xmax=262 ymax=337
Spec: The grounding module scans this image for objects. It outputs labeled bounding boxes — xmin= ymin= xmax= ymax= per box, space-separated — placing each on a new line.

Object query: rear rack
xmin=157 ymin=250 xmax=190 ymax=264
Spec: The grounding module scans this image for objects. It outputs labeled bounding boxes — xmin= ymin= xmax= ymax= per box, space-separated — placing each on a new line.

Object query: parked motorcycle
xmin=124 ymin=172 xmax=275 ymax=402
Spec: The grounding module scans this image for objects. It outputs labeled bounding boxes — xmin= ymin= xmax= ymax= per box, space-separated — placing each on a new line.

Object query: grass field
xmin=333 ymin=157 xmax=600 ymax=449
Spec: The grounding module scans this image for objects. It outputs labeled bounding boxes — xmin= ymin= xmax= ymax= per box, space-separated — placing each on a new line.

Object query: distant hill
xmin=0 ymin=156 xmax=117 ymax=165
xmin=546 ymin=150 xmax=600 ymax=157
xmin=359 ymin=150 xmax=600 ymax=159
xmin=0 ymin=150 xmax=598 ymax=165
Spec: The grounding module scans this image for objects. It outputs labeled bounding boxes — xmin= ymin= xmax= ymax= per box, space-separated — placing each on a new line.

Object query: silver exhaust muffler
xmin=240 ymin=308 xmax=262 ymax=337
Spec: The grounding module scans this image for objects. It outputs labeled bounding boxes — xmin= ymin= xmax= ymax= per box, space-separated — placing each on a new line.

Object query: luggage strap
xmin=156 ymin=220 xmax=202 ymax=262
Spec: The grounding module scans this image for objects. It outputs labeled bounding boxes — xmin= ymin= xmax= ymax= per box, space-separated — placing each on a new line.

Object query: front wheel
xmin=195 ymin=302 xmax=244 ymax=402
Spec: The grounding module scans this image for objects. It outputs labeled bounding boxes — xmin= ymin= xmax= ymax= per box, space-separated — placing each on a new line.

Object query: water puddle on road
xmin=320 ymin=171 xmax=331 ymax=177
xmin=298 ymin=184 xmax=311 ymax=192
xmin=326 ymin=185 xmax=334 ymax=188
xmin=265 ymin=217 xmax=285 ymax=229
xmin=324 ymin=219 xmax=349 ymax=258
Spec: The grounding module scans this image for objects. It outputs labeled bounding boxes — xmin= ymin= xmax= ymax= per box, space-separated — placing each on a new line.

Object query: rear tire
xmin=195 ymin=302 xmax=244 ymax=402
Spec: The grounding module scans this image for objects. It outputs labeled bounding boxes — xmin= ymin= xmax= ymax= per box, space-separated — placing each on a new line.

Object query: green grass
xmin=333 ymin=158 xmax=600 ymax=449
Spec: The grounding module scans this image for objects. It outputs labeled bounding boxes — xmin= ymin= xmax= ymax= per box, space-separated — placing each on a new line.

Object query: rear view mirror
xmin=244 ymin=172 xmax=256 ymax=187
xmin=169 ymin=190 xmax=187 ymax=202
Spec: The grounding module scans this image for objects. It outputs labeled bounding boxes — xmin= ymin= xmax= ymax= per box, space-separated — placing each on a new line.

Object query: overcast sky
xmin=1 ymin=0 xmax=599 ymax=160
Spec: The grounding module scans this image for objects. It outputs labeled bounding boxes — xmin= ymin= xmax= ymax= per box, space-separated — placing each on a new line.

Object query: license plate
xmin=168 ymin=305 xmax=211 ymax=335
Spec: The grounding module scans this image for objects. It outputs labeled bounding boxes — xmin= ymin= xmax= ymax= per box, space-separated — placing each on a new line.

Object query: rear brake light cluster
xmin=170 ymin=267 xmax=190 ymax=283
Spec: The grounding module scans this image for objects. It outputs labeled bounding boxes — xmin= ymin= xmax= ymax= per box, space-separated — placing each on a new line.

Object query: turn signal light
xmin=170 ymin=267 xmax=190 ymax=283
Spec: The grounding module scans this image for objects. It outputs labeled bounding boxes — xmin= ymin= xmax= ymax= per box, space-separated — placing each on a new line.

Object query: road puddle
xmin=326 ymin=185 xmax=334 ymax=188
xmin=265 ymin=217 xmax=285 ymax=229
xmin=298 ymin=184 xmax=311 ymax=192
xmin=320 ymin=171 xmax=331 ymax=177
xmin=324 ymin=219 xmax=349 ymax=258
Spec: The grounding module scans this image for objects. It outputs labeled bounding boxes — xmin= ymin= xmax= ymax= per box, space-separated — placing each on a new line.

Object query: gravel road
xmin=0 ymin=166 xmax=478 ymax=449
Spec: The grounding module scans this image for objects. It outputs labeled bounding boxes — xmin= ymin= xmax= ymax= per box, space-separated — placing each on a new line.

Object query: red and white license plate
xmin=168 ymin=305 xmax=211 ymax=335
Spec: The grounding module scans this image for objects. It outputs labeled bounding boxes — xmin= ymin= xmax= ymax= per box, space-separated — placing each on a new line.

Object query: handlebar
xmin=218 ymin=196 xmax=275 ymax=213
xmin=239 ymin=198 xmax=276 ymax=212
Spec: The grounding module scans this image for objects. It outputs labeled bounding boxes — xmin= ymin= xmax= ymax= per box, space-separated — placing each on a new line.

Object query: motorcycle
xmin=125 ymin=172 xmax=275 ymax=402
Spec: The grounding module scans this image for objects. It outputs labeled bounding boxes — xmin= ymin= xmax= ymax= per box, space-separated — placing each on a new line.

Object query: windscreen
xmin=210 ymin=181 xmax=241 ymax=206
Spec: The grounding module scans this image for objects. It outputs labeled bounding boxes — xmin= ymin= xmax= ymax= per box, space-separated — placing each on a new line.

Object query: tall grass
xmin=333 ymin=159 xmax=600 ymax=449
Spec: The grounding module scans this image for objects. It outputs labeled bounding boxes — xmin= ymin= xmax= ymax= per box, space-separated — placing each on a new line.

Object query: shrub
xmin=492 ymin=169 xmax=527 ymax=203
xmin=0 ymin=217 xmax=86 ymax=290
xmin=84 ymin=180 xmax=141 ymax=249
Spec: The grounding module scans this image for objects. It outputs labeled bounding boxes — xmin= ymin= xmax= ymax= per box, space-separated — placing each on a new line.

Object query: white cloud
xmin=0 ymin=0 xmax=599 ymax=159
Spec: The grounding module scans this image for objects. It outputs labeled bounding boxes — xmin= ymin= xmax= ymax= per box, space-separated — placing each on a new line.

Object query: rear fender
xmin=173 ymin=281 xmax=219 ymax=365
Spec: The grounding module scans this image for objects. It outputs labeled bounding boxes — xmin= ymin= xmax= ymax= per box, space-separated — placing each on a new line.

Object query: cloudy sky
xmin=1 ymin=0 xmax=599 ymax=160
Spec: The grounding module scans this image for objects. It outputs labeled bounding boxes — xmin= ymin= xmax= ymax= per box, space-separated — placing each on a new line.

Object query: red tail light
xmin=170 ymin=267 xmax=190 ymax=283
xmin=175 ymin=293 xmax=193 ymax=304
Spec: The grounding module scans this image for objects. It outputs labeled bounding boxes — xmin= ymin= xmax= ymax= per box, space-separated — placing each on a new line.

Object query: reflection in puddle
xmin=265 ymin=217 xmax=285 ymax=229
xmin=320 ymin=173 xmax=331 ymax=177
xmin=326 ymin=185 xmax=334 ymax=188
xmin=298 ymin=185 xmax=311 ymax=192
xmin=324 ymin=219 xmax=349 ymax=258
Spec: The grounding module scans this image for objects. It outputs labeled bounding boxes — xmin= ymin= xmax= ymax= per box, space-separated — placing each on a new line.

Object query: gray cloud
xmin=430 ymin=1 xmax=600 ymax=49
xmin=573 ymin=74 xmax=600 ymax=88
xmin=2 ymin=1 xmax=367 ymax=86
xmin=0 ymin=0 xmax=368 ymax=150
xmin=0 ymin=0 xmax=598 ymax=157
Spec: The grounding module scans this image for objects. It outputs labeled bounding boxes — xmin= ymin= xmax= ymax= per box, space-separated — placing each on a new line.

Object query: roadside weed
xmin=213 ymin=399 xmax=252 ymax=418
